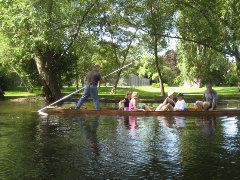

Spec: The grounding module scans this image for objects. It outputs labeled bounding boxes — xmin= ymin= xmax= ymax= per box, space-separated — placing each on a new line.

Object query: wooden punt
xmin=44 ymin=107 xmax=240 ymax=117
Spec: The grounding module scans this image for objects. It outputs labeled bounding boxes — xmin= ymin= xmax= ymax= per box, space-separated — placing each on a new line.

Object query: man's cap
xmin=168 ymin=91 xmax=174 ymax=97
xmin=206 ymin=84 xmax=212 ymax=89
xmin=93 ymin=64 xmax=101 ymax=69
xmin=177 ymin=93 xmax=184 ymax=97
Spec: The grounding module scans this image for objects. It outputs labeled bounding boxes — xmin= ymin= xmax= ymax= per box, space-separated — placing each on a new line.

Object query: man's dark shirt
xmin=86 ymin=70 xmax=101 ymax=85
xmin=203 ymin=89 xmax=217 ymax=102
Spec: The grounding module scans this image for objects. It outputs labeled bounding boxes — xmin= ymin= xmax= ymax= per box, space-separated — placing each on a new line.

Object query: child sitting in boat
xmin=155 ymin=91 xmax=175 ymax=111
xmin=118 ymin=92 xmax=132 ymax=111
xmin=129 ymin=92 xmax=150 ymax=111
xmin=174 ymin=93 xmax=187 ymax=111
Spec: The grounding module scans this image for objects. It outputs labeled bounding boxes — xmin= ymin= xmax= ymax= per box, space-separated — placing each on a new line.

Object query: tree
xmin=0 ymin=39 xmax=37 ymax=92
xmin=0 ymin=0 xmax=100 ymax=101
xmin=171 ymin=0 xmax=240 ymax=89
xmin=97 ymin=1 xmax=138 ymax=94
xmin=129 ymin=0 xmax=176 ymax=95
xmin=138 ymin=49 xmax=180 ymax=86
xmin=177 ymin=40 xmax=230 ymax=86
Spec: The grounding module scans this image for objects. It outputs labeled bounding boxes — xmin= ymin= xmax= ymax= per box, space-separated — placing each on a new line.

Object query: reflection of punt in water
xmin=44 ymin=107 xmax=240 ymax=117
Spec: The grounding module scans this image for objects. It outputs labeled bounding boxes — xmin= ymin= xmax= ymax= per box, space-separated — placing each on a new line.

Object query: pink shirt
xmin=129 ymin=98 xmax=138 ymax=111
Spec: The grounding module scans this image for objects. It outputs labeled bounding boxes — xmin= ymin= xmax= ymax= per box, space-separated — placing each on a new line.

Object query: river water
xmin=0 ymin=101 xmax=240 ymax=179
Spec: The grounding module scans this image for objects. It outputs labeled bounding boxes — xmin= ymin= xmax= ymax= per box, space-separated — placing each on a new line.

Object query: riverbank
xmin=2 ymin=86 xmax=240 ymax=103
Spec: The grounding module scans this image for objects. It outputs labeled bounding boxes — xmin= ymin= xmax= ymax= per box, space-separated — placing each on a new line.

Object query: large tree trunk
xmin=35 ymin=49 xmax=62 ymax=102
xmin=153 ymin=36 xmax=165 ymax=96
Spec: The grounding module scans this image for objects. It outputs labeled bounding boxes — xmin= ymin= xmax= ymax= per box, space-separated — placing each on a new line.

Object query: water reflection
xmin=157 ymin=116 xmax=186 ymax=136
xmin=129 ymin=116 xmax=137 ymax=130
xmin=77 ymin=116 xmax=100 ymax=155
xmin=158 ymin=116 xmax=174 ymax=128
xmin=195 ymin=116 xmax=216 ymax=136
xmin=118 ymin=116 xmax=130 ymax=129
xmin=1 ymin=103 xmax=240 ymax=179
xmin=174 ymin=116 xmax=186 ymax=129
xmin=117 ymin=116 xmax=140 ymax=138
xmin=222 ymin=116 xmax=239 ymax=137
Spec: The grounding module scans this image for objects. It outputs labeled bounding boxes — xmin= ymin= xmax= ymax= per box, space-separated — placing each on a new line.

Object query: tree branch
xmin=59 ymin=3 xmax=96 ymax=59
xmin=155 ymin=33 xmax=236 ymax=57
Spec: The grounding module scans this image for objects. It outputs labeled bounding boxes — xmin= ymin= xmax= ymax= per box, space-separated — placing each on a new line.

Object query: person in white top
xmin=155 ymin=91 xmax=175 ymax=111
xmin=174 ymin=93 xmax=187 ymax=111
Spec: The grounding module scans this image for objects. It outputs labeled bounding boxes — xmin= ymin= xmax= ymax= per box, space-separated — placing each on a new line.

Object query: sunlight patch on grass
xmin=4 ymin=86 xmax=240 ymax=98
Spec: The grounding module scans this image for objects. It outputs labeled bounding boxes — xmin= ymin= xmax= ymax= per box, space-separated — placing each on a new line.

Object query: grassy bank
xmin=4 ymin=86 xmax=240 ymax=102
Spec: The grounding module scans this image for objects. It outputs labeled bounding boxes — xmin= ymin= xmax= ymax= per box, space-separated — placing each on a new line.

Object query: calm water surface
xmin=0 ymin=101 xmax=240 ymax=179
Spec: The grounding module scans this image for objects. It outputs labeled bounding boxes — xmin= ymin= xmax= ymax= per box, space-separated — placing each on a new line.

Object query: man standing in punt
xmin=76 ymin=65 xmax=104 ymax=110
xmin=195 ymin=84 xmax=217 ymax=111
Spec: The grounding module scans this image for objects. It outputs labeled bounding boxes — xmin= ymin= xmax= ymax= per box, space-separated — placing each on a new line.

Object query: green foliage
xmin=0 ymin=65 xmax=17 ymax=90
xmin=138 ymin=49 xmax=180 ymax=86
xmin=138 ymin=52 xmax=155 ymax=78
xmin=0 ymin=0 xmax=98 ymax=90
xmin=176 ymin=0 xmax=240 ymax=87
xmin=0 ymin=0 xmax=240 ymax=94
xmin=177 ymin=40 xmax=231 ymax=86
xmin=225 ymin=63 xmax=238 ymax=86
xmin=161 ymin=66 xmax=178 ymax=86
xmin=173 ymin=74 xmax=184 ymax=86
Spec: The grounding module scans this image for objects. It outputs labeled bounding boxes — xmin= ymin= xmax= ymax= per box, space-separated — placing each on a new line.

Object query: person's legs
xmin=160 ymin=104 xmax=171 ymax=111
xmin=90 ymin=85 xmax=100 ymax=110
xmin=139 ymin=104 xmax=150 ymax=111
xmin=155 ymin=104 xmax=163 ymax=111
xmin=143 ymin=104 xmax=151 ymax=111
xmin=203 ymin=102 xmax=211 ymax=111
xmin=195 ymin=101 xmax=203 ymax=109
xmin=167 ymin=103 xmax=174 ymax=111
xmin=76 ymin=85 xmax=90 ymax=109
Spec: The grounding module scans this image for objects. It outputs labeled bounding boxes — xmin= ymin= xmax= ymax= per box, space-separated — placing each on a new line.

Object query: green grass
xmin=4 ymin=86 xmax=41 ymax=97
xmin=4 ymin=86 xmax=240 ymax=100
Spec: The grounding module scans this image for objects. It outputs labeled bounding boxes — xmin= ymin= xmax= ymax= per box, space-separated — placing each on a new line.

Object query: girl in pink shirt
xmin=129 ymin=92 xmax=150 ymax=111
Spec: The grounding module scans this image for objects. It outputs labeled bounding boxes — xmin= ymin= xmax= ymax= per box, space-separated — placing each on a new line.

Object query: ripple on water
xmin=1 ymin=102 xmax=240 ymax=179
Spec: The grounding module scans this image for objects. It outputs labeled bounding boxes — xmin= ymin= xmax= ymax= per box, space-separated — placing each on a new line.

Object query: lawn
xmin=4 ymin=86 xmax=240 ymax=101
xmin=4 ymin=86 xmax=42 ymax=97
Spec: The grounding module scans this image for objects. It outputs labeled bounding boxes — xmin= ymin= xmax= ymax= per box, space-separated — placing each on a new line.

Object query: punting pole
xmin=37 ymin=87 xmax=85 ymax=113
xmin=37 ymin=62 xmax=132 ymax=114
xmin=102 ymin=62 xmax=132 ymax=79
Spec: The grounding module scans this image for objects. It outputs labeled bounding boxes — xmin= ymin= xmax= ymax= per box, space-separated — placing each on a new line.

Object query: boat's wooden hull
xmin=44 ymin=108 xmax=240 ymax=117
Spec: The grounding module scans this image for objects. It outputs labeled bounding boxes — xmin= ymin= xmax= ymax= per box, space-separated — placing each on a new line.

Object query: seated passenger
xmin=155 ymin=91 xmax=175 ymax=111
xmin=129 ymin=92 xmax=150 ymax=111
xmin=118 ymin=92 xmax=132 ymax=111
xmin=174 ymin=93 xmax=187 ymax=111
xmin=195 ymin=84 xmax=217 ymax=111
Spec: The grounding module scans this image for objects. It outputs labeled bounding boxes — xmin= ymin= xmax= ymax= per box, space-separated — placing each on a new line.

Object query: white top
xmin=174 ymin=99 xmax=187 ymax=111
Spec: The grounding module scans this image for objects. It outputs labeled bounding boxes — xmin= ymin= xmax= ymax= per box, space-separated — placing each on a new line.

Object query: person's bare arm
xmin=100 ymin=77 xmax=106 ymax=83
xmin=118 ymin=99 xmax=126 ymax=109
